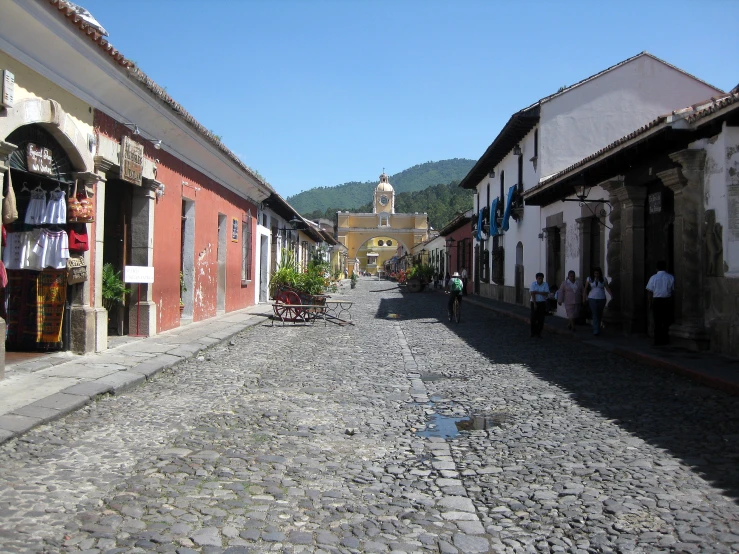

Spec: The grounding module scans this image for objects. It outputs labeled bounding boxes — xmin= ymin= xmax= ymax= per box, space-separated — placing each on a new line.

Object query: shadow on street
xmin=375 ymin=285 xmax=739 ymax=502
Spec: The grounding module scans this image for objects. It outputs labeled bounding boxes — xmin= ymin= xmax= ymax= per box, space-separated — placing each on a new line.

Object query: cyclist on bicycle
xmin=446 ymin=271 xmax=463 ymax=318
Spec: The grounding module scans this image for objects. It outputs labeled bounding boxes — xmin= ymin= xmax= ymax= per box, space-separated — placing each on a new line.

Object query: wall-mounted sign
xmin=232 ymin=217 xmax=239 ymax=242
xmin=124 ymin=265 xmax=155 ymax=283
xmin=26 ymin=143 xmax=54 ymax=176
xmin=120 ymin=135 xmax=144 ymax=186
xmin=1 ymin=70 xmax=14 ymax=108
xmin=648 ymin=192 xmax=662 ymax=214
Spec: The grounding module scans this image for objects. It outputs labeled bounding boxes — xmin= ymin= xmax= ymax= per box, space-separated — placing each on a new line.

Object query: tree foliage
xmin=288 ymin=158 xmax=475 ymax=214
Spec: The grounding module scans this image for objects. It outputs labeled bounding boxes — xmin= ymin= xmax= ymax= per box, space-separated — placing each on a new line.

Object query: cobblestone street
xmin=1 ymin=278 xmax=738 ymax=554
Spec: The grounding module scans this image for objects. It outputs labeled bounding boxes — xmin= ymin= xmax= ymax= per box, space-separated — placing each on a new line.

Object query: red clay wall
xmin=94 ymin=111 xmax=257 ymax=333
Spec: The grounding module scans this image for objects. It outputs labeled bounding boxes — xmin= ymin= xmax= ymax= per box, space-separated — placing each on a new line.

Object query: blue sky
xmin=79 ymin=0 xmax=737 ymax=198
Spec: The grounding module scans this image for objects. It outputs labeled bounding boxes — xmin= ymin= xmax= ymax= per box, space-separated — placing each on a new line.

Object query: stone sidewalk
xmin=0 ymin=304 xmax=274 ymax=445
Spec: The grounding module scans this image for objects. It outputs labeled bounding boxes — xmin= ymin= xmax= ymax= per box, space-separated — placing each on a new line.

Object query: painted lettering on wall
xmin=26 ymin=143 xmax=54 ymax=176
xmin=120 ymin=135 xmax=144 ymax=186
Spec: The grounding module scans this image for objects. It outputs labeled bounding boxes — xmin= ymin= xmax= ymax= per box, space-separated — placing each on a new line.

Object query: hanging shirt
xmin=42 ymin=189 xmax=66 ymax=224
xmin=24 ymin=188 xmax=47 ymax=225
xmin=33 ymin=229 xmax=69 ymax=269
xmin=3 ymin=230 xmax=42 ymax=270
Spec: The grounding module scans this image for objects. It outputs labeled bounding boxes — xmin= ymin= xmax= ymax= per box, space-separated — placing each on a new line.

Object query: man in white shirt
xmin=529 ymin=272 xmax=549 ymax=338
xmin=646 ymin=261 xmax=675 ymax=346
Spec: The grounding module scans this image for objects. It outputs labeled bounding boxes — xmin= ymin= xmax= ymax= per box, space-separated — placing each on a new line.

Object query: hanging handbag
xmin=68 ymin=227 xmax=89 ymax=252
xmin=2 ymin=169 xmax=18 ymax=224
xmin=66 ymin=254 xmax=88 ymax=284
xmin=68 ymin=180 xmax=95 ymax=222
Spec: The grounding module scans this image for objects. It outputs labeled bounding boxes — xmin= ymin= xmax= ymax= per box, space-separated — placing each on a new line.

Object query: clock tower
xmin=374 ymin=172 xmax=394 ymax=214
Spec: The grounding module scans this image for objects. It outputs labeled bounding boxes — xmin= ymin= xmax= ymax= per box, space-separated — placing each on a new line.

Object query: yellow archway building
xmin=337 ymin=173 xmax=429 ymax=275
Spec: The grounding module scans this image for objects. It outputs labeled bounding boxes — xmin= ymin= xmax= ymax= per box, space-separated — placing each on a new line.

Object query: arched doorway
xmin=355 ymin=236 xmax=404 ymax=276
xmin=3 ymin=124 xmax=78 ymax=353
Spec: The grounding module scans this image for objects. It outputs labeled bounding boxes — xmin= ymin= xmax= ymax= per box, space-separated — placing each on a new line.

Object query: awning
xmin=501 ymin=185 xmax=516 ymax=232
xmin=489 ymin=197 xmax=499 ymax=236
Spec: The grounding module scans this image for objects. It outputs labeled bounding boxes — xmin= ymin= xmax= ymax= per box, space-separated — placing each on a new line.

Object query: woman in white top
xmin=583 ymin=267 xmax=613 ymax=336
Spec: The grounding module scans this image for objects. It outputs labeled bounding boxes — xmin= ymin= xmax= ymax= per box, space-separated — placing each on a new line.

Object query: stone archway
xmin=354 ymin=235 xmax=410 ymax=275
xmin=0 ymin=97 xmax=94 ymax=173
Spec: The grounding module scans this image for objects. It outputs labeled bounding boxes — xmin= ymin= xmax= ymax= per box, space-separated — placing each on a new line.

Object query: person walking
xmin=461 ymin=267 xmax=468 ymax=296
xmin=646 ymin=261 xmax=675 ymax=346
xmin=583 ymin=267 xmax=613 ymax=336
xmin=558 ymin=270 xmax=583 ymax=331
xmin=529 ymin=272 xmax=549 ymax=338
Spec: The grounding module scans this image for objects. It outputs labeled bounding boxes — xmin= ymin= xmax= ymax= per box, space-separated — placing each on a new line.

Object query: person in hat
xmin=446 ymin=271 xmax=464 ymax=318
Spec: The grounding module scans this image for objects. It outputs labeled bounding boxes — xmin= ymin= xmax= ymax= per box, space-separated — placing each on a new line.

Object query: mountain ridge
xmin=287 ymin=158 xmax=475 ymax=215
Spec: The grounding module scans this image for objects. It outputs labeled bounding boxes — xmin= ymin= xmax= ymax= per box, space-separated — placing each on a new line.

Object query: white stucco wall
xmin=475 ymin=126 xmax=543 ymax=287
xmin=539 ymin=55 xmax=722 ymax=178
xmin=702 ymin=125 xmax=739 ymax=276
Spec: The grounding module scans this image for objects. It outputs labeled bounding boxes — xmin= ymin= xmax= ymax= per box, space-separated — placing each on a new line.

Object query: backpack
xmin=451 ymin=278 xmax=463 ymax=292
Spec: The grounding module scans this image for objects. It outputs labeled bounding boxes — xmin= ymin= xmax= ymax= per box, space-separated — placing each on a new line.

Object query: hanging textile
xmin=476 ymin=209 xmax=483 ymax=241
xmin=501 ymin=185 xmax=517 ymax=232
xmin=36 ymin=269 xmax=67 ymax=344
xmin=490 ymin=197 xmax=499 ymax=236
xmin=6 ymin=269 xmax=38 ymax=348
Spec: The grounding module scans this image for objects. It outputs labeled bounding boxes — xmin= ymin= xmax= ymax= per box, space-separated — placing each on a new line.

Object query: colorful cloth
xmin=36 ymin=269 xmax=67 ymax=344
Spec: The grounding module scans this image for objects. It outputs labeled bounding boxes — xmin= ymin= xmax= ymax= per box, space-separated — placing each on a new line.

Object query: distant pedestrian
xmin=344 ymin=268 xmax=348 ymax=279
xmin=558 ymin=270 xmax=583 ymax=331
xmin=444 ymin=272 xmax=450 ymax=289
xmin=529 ymin=272 xmax=549 ymax=338
xmin=646 ymin=261 xmax=675 ymax=346
xmin=583 ymin=267 xmax=613 ymax=336
xmin=461 ymin=267 xmax=468 ymax=296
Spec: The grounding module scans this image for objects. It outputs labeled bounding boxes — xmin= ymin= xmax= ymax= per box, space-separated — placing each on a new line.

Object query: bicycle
xmin=447 ymin=293 xmax=461 ymax=323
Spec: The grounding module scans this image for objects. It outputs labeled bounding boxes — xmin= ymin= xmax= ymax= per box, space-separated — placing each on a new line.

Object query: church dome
xmin=377 ymin=172 xmax=394 ymax=192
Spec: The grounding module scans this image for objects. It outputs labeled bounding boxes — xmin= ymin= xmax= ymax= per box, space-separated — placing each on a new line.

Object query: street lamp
xmin=561 ymin=174 xmax=612 ymax=221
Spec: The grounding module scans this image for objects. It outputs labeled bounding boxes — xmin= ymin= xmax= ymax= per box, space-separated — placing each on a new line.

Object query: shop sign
xmin=124 ymin=265 xmax=155 ymax=284
xmin=648 ymin=192 xmax=662 ymax=214
xmin=26 ymin=143 xmax=54 ymax=176
xmin=120 ymin=135 xmax=144 ymax=186
xmin=1 ymin=70 xmax=14 ymax=108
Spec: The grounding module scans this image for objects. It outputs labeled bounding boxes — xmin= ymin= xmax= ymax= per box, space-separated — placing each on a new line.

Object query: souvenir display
xmin=1 ymin=173 xmax=88 ymax=352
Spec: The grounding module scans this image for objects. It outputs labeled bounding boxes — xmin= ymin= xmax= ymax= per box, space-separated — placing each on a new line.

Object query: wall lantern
xmin=513 ymin=144 xmax=522 ymax=156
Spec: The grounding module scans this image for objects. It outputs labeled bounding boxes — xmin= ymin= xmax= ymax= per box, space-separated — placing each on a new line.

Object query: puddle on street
xmin=417 ymin=411 xmax=511 ymax=439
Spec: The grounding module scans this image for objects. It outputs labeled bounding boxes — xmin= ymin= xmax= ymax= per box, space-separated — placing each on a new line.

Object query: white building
xmin=459 ymin=52 xmax=723 ymax=309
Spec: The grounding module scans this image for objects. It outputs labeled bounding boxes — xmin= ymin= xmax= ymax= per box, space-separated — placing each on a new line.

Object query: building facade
xmin=460 ymin=53 xmax=723 ymax=313
xmin=526 ymin=92 xmax=739 ymax=355
xmin=338 ymin=173 xmax=429 ymax=276
xmin=0 ymin=0 xmax=274 ymax=379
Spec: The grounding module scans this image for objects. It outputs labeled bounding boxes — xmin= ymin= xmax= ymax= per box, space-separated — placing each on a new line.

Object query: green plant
xmin=350 ymin=272 xmax=358 ymax=283
xmin=407 ymin=263 xmax=434 ymax=282
xmin=102 ymin=263 xmax=130 ymax=308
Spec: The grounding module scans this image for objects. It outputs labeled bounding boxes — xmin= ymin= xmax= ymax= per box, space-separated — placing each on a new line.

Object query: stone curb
xmin=0 ymin=313 xmax=268 ymax=446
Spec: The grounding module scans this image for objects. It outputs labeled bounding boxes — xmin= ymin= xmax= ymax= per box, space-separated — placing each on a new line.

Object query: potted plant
xmin=350 ymin=272 xmax=358 ymax=289
xmin=102 ymin=263 xmax=130 ymax=312
xmin=269 ymin=248 xmax=334 ymax=303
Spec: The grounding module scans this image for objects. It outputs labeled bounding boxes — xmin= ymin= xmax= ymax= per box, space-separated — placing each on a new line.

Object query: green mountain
xmin=287 ymin=158 xmax=475 ymax=215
